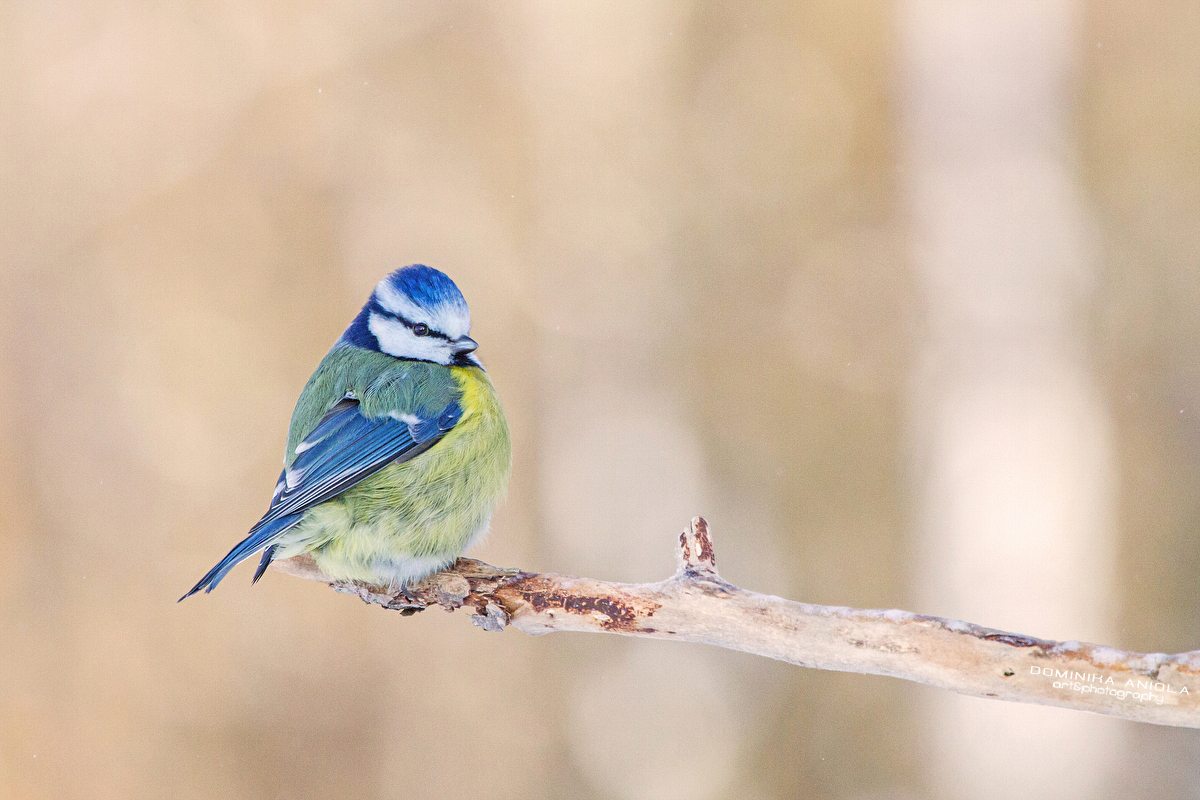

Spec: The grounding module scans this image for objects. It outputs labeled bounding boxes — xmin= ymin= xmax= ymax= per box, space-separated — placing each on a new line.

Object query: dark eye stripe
xmin=371 ymin=302 xmax=451 ymax=340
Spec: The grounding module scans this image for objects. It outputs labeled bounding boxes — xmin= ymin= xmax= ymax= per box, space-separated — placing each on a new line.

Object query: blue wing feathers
xmin=181 ymin=395 xmax=462 ymax=599
xmin=436 ymin=403 xmax=462 ymax=429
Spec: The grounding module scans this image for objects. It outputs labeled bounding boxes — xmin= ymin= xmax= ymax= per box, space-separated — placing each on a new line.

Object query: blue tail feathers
xmin=252 ymin=544 xmax=279 ymax=584
xmin=179 ymin=515 xmax=302 ymax=601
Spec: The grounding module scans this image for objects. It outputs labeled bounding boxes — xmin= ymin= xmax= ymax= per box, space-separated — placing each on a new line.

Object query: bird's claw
xmin=385 ymin=582 xmax=424 ymax=613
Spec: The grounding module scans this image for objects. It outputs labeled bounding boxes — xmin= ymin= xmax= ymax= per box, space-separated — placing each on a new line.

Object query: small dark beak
xmin=454 ymin=335 xmax=479 ymax=354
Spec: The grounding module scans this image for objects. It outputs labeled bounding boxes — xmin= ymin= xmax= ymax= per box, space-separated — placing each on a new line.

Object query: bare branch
xmin=272 ymin=517 xmax=1200 ymax=727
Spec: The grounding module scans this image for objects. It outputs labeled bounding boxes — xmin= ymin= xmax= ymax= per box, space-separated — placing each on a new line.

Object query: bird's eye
xmin=412 ymin=323 xmax=430 ymax=336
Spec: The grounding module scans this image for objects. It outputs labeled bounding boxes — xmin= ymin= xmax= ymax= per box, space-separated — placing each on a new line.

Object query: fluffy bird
xmin=181 ymin=265 xmax=510 ymax=599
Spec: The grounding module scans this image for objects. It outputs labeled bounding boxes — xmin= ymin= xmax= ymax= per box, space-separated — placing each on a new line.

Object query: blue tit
xmin=181 ymin=265 xmax=511 ymax=599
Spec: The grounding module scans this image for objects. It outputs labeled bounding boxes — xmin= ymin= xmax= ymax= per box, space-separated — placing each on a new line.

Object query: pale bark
xmin=273 ymin=517 xmax=1200 ymax=728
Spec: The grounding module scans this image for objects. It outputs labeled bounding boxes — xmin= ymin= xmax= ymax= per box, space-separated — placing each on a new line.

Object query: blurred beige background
xmin=2 ymin=1 xmax=1199 ymax=798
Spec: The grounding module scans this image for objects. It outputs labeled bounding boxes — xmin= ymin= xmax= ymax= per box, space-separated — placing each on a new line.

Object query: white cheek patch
xmin=374 ymin=279 xmax=472 ymax=339
xmin=368 ymin=312 xmax=454 ymax=363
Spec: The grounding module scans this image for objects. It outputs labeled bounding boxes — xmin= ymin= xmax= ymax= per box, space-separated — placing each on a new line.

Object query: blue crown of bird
xmin=182 ymin=265 xmax=511 ymax=600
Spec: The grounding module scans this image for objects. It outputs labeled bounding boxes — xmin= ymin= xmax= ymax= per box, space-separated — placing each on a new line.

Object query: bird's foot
xmin=386 ymin=583 xmax=425 ymax=614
